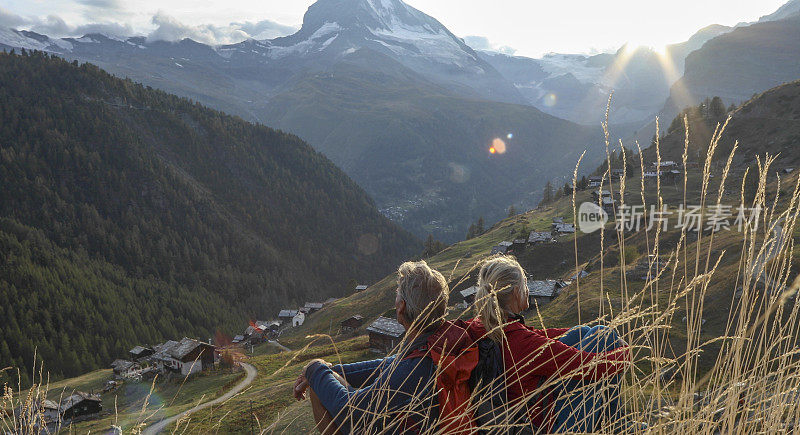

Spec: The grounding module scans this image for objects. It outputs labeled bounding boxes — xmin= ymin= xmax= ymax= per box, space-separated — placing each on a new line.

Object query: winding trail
xmin=142 ymin=362 xmax=257 ymax=434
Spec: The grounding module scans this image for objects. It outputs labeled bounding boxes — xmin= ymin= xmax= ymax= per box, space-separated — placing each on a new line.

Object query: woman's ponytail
xmin=475 ymin=255 xmax=528 ymax=343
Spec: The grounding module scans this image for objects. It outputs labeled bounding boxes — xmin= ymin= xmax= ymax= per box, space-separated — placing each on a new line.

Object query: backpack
xmin=470 ymin=338 xmax=532 ymax=434
xmin=403 ymin=321 xmax=518 ymax=434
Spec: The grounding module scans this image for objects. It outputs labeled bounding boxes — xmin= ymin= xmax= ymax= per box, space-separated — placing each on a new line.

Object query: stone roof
xmin=279 ymin=309 xmax=298 ymax=318
xmin=61 ymin=392 xmax=101 ymax=410
xmin=553 ymin=223 xmax=576 ymax=233
xmin=304 ymin=302 xmax=324 ymax=310
xmin=527 ymin=279 xmax=559 ymax=298
xmin=459 ymin=286 xmax=478 ymax=299
xmin=367 ymin=316 xmax=405 ymax=338
xmin=528 ymin=231 xmax=551 ymax=243
xmin=129 ymin=345 xmax=150 ymax=355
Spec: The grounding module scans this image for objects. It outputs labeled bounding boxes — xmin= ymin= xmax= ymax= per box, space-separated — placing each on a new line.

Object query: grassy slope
xmin=6 ymin=368 xmax=242 ymax=433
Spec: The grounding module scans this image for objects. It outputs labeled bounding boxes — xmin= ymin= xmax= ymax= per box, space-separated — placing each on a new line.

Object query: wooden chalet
xmin=552 ymin=223 xmax=576 ymax=235
xmin=527 ymin=279 xmax=564 ymax=306
xmin=153 ymin=338 xmax=216 ymax=376
xmin=129 ymin=345 xmax=154 ymax=361
xmin=60 ymin=392 xmax=102 ymax=420
xmin=528 ymin=231 xmax=553 ymax=245
xmin=110 ymin=359 xmax=139 ymax=377
xmin=367 ymin=316 xmax=405 ymax=353
xmin=278 ymin=309 xmax=299 ymax=323
xmin=491 ymin=241 xmax=513 ymax=255
xmin=459 ymin=286 xmax=478 ymax=304
xmin=304 ymin=302 xmax=324 ymax=314
xmin=341 ymin=315 xmax=364 ymax=331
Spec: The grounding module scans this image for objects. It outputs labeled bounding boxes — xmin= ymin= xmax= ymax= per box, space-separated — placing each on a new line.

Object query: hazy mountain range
xmin=2 ymin=0 xmax=799 ymax=240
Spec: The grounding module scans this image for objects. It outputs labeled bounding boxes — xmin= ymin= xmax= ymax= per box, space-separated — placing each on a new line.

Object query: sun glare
xmin=489 ymin=137 xmax=506 ymax=155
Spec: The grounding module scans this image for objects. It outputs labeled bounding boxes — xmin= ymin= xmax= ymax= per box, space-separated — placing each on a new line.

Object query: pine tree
xmin=709 ymin=96 xmax=726 ymax=118
xmin=507 ymin=205 xmax=517 ymax=218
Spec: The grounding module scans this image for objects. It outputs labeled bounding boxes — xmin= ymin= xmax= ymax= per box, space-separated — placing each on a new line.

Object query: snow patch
xmin=537 ymin=53 xmax=604 ymax=84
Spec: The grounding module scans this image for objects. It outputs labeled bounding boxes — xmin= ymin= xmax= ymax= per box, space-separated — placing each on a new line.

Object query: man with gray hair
xmin=292 ymin=260 xmax=471 ymax=434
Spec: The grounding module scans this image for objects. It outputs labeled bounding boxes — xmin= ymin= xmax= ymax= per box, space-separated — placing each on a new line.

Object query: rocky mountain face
xmin=660 ymin=14 xmax=800 ymax=125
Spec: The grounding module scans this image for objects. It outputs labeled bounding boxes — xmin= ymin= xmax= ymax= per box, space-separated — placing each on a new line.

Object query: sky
xmin=0 ymin=0 xmax=790 ymax=57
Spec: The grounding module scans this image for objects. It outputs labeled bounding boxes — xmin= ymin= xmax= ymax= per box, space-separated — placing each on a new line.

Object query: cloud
xmin=23 ymin=14 xmax=135 ymax=38
xmin=147 ymin=12 xmax=296 ymax=45
xmin=0 ymin=7 xmax=27 ymax=28
xmin=463 ymin=35 xmax=516 ymax=55
xmin=231 ymin=19 xmax=297 ymax=40
xmin=76 ymin=0 xmax=124 ymax=7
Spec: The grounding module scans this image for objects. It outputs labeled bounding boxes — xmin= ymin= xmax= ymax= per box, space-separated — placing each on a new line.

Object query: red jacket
xmin=464 ymin=319 xmax=630 ymax=431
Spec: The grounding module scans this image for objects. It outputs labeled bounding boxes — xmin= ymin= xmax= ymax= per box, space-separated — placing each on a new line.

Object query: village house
xmin=591 ymin=189 xmax=612 ymax=203
xmin=552 ymin=223 xmax=576 ymax=235
xmin=278 ymin=309 xmax=298 ymax=324
xmin=459 ymin=286 xmax=478 ymax=304
xmin=527 ymin=279 xmax=564 ymax=306
xmin=13 ymin=399 xmax=60 ymax=427
xmin=341 ymin=315 xmax=364 ymax=332
xmin=110 ymin=359 xmax=140 ymax=378
xmin=355 ymin=284 xmax=368 ymax=292
xmin=292 ymin=311 xmax=305 ymax=327
xmin=258 ymin=319 xmax=282 ymax=333
xmin=655 ymin=161 xmax=678 ymax=170
xmin=588 ymin=176 xmax=603 ymax=188
xmin=129 ymin=345 xmax=154 ymax=361
xmin=232 ymin=335 xmax=245 ymax=344
xmin=367 ymin=316 xmax=405 ymax=353
xmin=552 ymin=217 xmax=564 ymax=224
xmin=611 ymin=168 xmax=626 ymax=180
xmin=152 ymin=338 xmax=216 ymax=376
xmin=511 ymin=239 xmax=527 ymax=252
xmin=601 ymin=197 xmax=616 ymax=216
xmin=642 ymin=170 xmax=660 ymax=182
xmin=663 ymin=169 xmax=681 ymax=182
xmin=60 ymin=392 xmax=102 ymax=421
xmin=304 ymin=302 xmax=324 ymax=314
xmin=528 ymin=231 xmax=554 ymax=245
xmin=491 ymin=241 xmax=513 ymax=255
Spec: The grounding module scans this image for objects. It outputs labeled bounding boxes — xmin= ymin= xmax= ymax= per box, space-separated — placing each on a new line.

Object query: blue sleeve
xmin=307 ymin=357 xmax=433 ymax=431
xmin=331 ymin=356 xmax=395 ymax=388
xmin=559 ymin=325 xmax=623 ymax=353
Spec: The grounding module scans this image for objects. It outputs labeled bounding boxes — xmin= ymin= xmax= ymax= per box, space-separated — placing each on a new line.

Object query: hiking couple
xmin=293 ymin=256 xmax=631 ymax=434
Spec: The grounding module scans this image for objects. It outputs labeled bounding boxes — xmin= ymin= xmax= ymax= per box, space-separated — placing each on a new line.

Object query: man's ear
xmin=396 ymin=298 xmax=407 ymax=325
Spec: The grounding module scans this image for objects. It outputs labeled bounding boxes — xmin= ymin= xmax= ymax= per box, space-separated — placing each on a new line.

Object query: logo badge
xmin=578 ymin=202 xmax=608 ymax=233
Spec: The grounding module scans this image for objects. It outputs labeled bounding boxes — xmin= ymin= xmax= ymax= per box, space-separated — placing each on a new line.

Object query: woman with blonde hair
xmin=464 ymin=255 xmax=630 ymax=433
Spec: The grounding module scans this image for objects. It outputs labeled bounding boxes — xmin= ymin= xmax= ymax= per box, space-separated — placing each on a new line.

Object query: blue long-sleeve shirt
xmin=307 ymin=350 xmax=438 ymax=434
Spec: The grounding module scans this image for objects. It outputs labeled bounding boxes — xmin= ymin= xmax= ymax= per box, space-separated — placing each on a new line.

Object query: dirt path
xmin=142 ymin=362 xmax=257 ymax=434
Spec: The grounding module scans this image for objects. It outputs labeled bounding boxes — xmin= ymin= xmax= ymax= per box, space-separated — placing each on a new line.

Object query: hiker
xmin=292 ymin=260 xmax=476 ymax=434
xmin=464 ymin=255 xmax=631 ymax=433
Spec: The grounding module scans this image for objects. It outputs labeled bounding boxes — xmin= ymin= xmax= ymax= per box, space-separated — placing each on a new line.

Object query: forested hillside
xmin=0 ymin=50 xmax=419 ymax=380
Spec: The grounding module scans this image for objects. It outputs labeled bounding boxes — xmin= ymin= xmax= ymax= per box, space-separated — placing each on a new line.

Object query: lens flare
xmin=489 ymin=138 xmax=506 ymax=155
xmin=542 ymin=93 xmax=557 ymax=107
xmin=507 ymin=133 xmax=514 ymax=139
